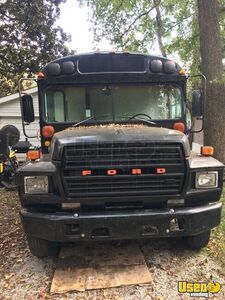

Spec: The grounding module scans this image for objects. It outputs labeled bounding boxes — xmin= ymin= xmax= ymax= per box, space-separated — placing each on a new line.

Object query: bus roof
xmin=40 ymin=52 xmax=185 ymax=79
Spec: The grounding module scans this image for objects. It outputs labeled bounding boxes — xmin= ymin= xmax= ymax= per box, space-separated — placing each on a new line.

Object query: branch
xmin=219 ymin=6 xmax=225 ymax=13
xmin=120 ymin=0 xmax=161 ymax=38
xmin=0 ymin=11 xmax=16 ymax=22
xmin=154 ymin=0 xmax=167 ymax=57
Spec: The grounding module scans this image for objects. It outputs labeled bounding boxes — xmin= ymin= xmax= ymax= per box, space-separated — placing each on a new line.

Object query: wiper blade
xmin=72 ymin=115 xmax=111 ymax=127
xmin=135 ymin=118 xmax=156 ymax=126
xmin=73 ymin=116 xmax=95 ymax=127
xmin=126 ymin=116 xmax=157 ymax=126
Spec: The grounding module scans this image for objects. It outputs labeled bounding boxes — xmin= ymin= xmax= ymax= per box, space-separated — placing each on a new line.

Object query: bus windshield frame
xmin=42 ymin=83 xmax=185 ymax=124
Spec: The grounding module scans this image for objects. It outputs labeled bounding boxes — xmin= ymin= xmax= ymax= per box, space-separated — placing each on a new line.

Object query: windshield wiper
xmin=131 ymin=117 xmax=156 ymax=126
xmin=118 ymin=115 xmax=157 ymax=126
xmin=72 ymin=115 xmax=111 ymax=127
xmin=73 ymin=116 xmax=95 ymax=127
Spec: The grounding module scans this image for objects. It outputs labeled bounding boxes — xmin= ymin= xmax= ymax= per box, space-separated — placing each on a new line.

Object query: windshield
xmin=44 ymin=85 xmax=183 ymax=123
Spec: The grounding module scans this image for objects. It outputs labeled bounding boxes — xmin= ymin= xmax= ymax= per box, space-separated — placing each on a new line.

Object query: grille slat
xmin=64 ymin=163 xmax=182 ymax=169
xmin=62 ymin=189 xmax=181 ymax=197
xmin=62 ymin=142 xmax=185 ymax=198
xmin=66 ymin=184 xmax=180 ymax=192
xmin=65 ymin=178 xmax=182 ymax=186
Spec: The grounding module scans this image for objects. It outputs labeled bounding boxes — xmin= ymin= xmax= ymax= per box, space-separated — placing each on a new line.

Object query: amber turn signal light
xmin=37 ymin=71 xmax=45 ymax=78
xmin=201 ymin=146 xmax=214 ymax=156
xmin=178 ymin=69 xmax=186 ymax=75
xmin=173 ymin=122 xmax=185 ymax=133
xmin=44 ymin=140 xmax=51 ymax=147
xmin=42 ymin=126 xmax=55 ymax=138
xmin=27 ymin=150 xmax=40 ymax=161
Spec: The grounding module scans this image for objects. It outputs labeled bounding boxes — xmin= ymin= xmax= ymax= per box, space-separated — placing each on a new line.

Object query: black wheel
xmin=185 ymin=230 xmax=211 ymax=250
xmin=27 ymin=235 xmax=59 ymax=258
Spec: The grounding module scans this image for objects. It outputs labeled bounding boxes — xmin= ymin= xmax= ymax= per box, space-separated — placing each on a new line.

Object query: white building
xmin=0 ymin=87 xmax=40 ymax=147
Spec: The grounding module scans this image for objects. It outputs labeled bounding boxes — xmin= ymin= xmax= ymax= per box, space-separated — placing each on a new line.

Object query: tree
xmin=0 ymin=0 xmax=73 ymax=97
xmin=79 ymin=0 xmax=200 ymax=73
xmin=80 ymin=0 xmax=225 ymax=161
xmin=198 ymin=0 xmax=225 ymax=162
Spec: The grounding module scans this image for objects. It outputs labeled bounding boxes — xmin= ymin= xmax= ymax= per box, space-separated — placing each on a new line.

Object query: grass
xmin=206 ymin=187 xmax=225 ymax=268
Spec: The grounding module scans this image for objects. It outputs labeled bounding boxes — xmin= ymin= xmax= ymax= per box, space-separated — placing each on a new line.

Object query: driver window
xmin=45 ymin=91 xmax=65 ymax=122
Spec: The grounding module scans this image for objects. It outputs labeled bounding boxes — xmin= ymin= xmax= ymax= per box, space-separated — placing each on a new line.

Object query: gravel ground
xmin=0 ymin=190 xmax=225 ymax=300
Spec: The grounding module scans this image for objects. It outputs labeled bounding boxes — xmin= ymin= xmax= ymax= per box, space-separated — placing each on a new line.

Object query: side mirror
xmin=192 ymin=90 xmax=203 ymax=117
xmin=21 ymin=94 xmax=35 ymax=123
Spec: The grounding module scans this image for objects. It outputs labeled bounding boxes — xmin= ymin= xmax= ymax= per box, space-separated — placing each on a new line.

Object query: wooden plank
xmin=51 ymin=242 xmax=152 ymax=293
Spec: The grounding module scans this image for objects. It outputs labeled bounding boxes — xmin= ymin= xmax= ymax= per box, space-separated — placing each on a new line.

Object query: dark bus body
xmin=17 ymin=53 xmax=224 ymax=257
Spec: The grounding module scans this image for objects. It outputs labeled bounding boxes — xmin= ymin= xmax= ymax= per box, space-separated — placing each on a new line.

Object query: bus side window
xmin=45 ymin=91 xmax=65 ymax=122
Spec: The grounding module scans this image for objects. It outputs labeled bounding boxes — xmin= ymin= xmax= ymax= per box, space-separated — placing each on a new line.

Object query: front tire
xmin=186 ymin=230 xmax=211 ymax=250
xmin=27 ymin=235 xmax=59 ymax=258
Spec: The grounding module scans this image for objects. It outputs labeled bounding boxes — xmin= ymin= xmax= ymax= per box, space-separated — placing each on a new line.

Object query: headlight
xmin=196 ymin=171 xmax=218 ymax=189
xmin=24 ymin=176 xmax=48 ymax=194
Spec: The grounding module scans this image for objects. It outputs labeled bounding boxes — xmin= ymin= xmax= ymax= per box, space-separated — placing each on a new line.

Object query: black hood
xmin=50 ymin=124 xmax=190 ymax=160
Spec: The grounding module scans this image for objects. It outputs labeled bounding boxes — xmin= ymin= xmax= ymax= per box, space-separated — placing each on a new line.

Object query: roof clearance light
xmin=62 ymin=61 xmax=75 ymax=74
xmin=37 ymin=72 xmax=45 ymax=78
xmin=150 ymin=59 xmax=163 ymax=73
xmin=201 ymin=146 xmax=214 ymax=156
xmin=173 ymin=122 xmax=185 ymax=133
xmin=48 ymin=63 xmax=61 ymax=76
xmin=164 ymin=61 xmax=176 ymax=73
xmin=42 ymin=125 xmax=55 ymax=138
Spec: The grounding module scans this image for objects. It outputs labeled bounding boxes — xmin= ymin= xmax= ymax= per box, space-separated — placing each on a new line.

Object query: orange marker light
xmin=42 ymin=126 xmax=55 ymax=138
xmin=201 ymin=146 xmax=214 ymax=156
xmin=82 ymin=170 xmax=92 ymax=176
xmin=44 ymin=140 xmax=51 ymax=147
xmin=178 ymin=69 xmax=186 ymax=75
xmin=132 ymin=168 xmax=142 ymax=175
xmin=107 ymin=169 xmax=117 ymax=175
xmin=173 ymin=122 xmax=185 ymax=133
xmin=156 ymin=168 xmax=166 ymax=174
xmin=27 ymin=150 xmax=40 ymax=161
xmin=37 ymin=72 xmax=45 ymax=78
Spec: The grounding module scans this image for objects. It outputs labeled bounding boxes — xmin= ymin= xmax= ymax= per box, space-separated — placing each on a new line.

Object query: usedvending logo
xmin=178 ymin=280 xmax=221 ymax=298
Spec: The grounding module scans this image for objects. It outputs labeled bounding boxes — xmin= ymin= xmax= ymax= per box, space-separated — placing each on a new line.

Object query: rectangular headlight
xmin=196 ymin=171 xmax=218 ymax=189
xmin=24 ymin=176 xmax=48 ymax=194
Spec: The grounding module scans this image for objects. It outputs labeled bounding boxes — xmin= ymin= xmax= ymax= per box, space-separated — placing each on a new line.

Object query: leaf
xmin=0 ymin=0 xmax=74 ymax=97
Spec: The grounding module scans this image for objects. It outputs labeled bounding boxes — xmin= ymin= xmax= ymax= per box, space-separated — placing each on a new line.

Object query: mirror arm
xmin=188 ymin=73 xmax=206 ymax=134
xmin=19 ymin=78 xmax=37 ymax=138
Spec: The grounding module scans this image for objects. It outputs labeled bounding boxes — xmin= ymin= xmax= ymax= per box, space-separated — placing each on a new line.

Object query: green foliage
xmin=0 ymin=0 xmax=73 ymax=97
xmin=208 ymin=188 xmax=225 ymax=269
xmin=78 ymin=0 xmax=206 ymax=83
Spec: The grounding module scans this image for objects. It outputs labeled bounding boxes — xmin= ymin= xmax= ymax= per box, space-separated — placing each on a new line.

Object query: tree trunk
xmin=197 ymin=0 xmax=225 ymax=162
xmin=154 ymin=1 xmax=167 ymax=57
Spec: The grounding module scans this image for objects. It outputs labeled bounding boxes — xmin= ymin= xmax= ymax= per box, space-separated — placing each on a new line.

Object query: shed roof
xmin=0 ymin=87 xmax=37 ymax=105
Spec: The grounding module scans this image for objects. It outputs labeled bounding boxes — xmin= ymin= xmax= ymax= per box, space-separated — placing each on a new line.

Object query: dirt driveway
xmin=0 ymin=190 xmax=225 ymax=300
